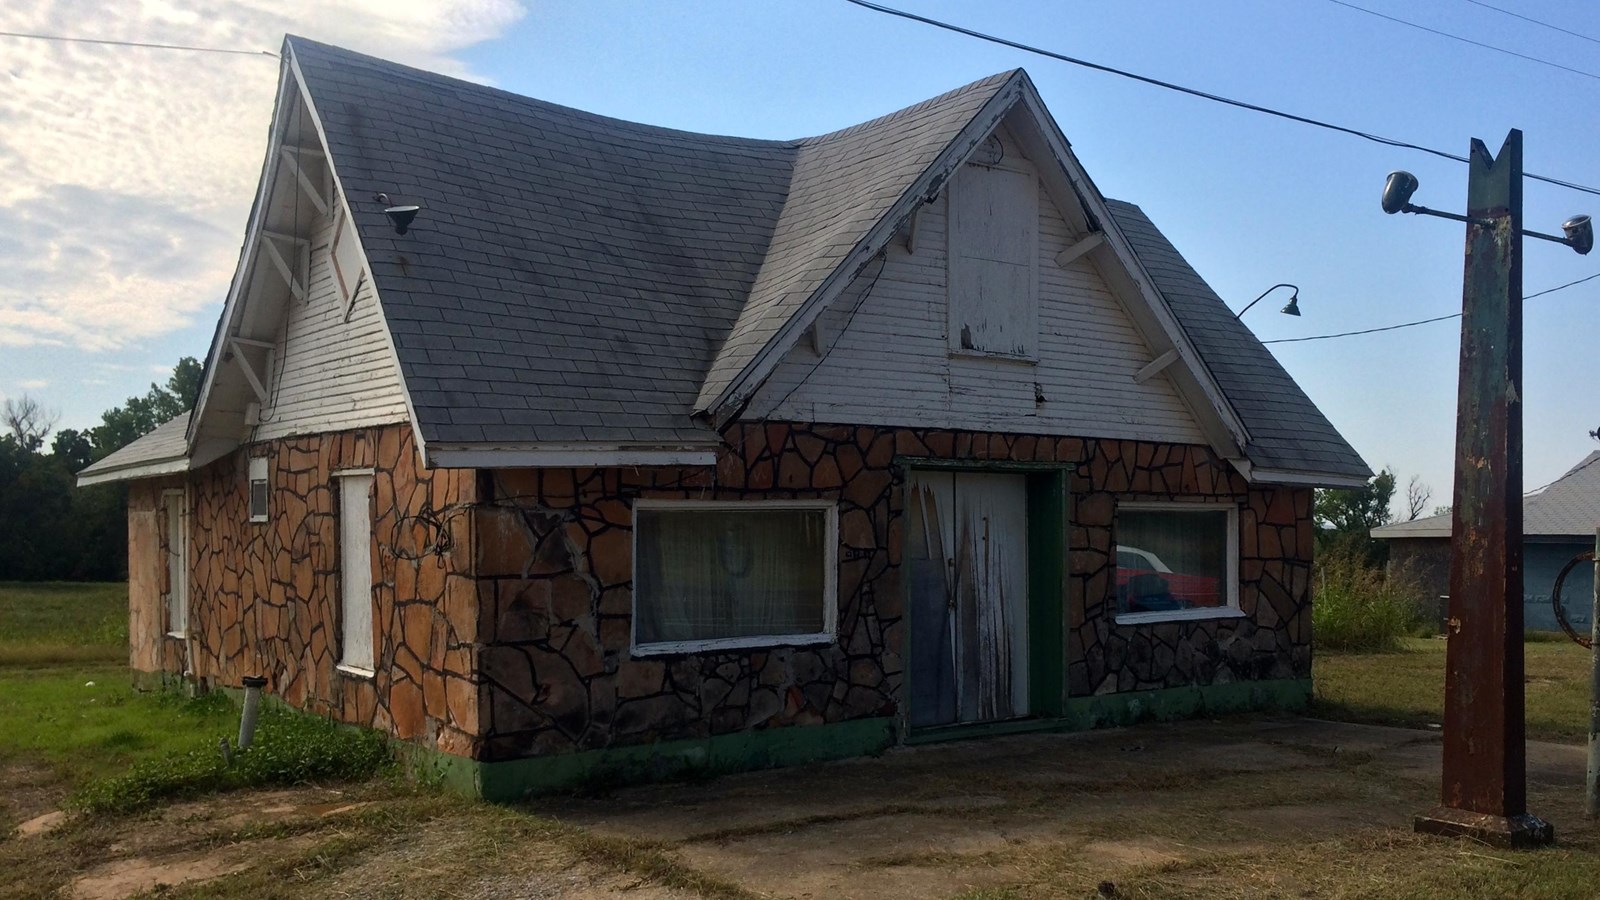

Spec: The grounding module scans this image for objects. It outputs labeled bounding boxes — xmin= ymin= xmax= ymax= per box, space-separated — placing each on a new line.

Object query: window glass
xmin=248 ymin=456 xmax=269 ymax=522
xmin=634 ymin=505 xmax=834 ymax=650
xmin=1115 ymin=507 xmax=1231 ymax=616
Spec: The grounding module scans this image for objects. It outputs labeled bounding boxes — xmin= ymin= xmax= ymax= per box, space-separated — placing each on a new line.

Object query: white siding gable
xmin=748 ymin=137 xmax=1207 ymax=444
xmin=251 ymin=211 xmax=409 ymax=442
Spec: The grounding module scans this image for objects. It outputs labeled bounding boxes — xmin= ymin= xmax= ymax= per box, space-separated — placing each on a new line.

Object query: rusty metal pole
xmin=1589 ymin=527 xmax=1599 ymax=819
xmin=1413 ymin=130 xmax=1554 ymax=847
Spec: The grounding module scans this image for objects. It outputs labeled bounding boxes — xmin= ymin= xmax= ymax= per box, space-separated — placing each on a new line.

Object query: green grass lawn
xmin=1314 ymin=635 xmax=1593 ymax=743
xmin=0 ymin=581 xmax=127 ymax=666
xmin=0 ymin=582 xmax=236 ymax=808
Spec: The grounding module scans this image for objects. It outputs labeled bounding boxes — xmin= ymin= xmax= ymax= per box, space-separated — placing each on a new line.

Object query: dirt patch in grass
xmin=0 ymin=762 xmax=66 ymax=833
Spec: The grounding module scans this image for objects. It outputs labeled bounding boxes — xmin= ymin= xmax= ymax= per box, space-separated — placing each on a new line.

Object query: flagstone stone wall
xmin=474 ymin=423 xmax=1314 ymax=762
xmin=181 ymin=424 xmax=482 ymax=758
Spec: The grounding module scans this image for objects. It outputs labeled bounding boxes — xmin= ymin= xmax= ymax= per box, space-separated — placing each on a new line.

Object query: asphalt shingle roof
xmin=286 ymin=38 xmax=1367 ymax=482
xmin=1373 ymin=451 xmax=1600 ymax=539
xmin=76 ymin=412 xmax=191 ymax=481
xmin=1108 ymin=202 xmax=1370 ymax=482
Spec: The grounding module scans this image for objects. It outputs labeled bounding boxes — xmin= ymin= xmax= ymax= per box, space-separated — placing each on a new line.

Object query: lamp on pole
xmin=1388 ymin=131 xmax=1589 ymax=849
xmin=1235 ymin=283 xmax=1302 ymax=318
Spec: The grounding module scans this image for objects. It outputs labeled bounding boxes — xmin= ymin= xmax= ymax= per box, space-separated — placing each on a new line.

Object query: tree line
xmin=0 ymin=359 xmax=201 ymax=580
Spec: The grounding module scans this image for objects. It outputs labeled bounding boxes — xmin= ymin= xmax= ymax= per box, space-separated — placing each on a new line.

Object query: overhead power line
xmin=840 ymin=0 xmax=1600 ymax=199
xmin=1458 ymin=0 xmax=1600 ymax=49
xmin=1262 ymin=271 xmax=1600 ymax=344
xmin=0 ymin=30 xmax=277 ymax=58
xmin=1324 ymin=0 xmax=1600 ymax=82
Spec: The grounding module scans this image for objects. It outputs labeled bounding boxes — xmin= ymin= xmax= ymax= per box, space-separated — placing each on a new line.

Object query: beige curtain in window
xmin=636 ymin=508 xmax=827 ymax=645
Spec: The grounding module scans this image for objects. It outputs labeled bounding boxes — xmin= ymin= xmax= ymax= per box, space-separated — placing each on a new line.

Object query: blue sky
xmin=5 ymin=0 xmax=1599 ymax=513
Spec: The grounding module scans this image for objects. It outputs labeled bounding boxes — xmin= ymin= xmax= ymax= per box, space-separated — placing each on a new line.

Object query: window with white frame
xmin=336 ymin=471 xmax=375 ymax=674
xmin=1114 ymin=502 xmax=1239 ymax=622
xmin=248 ymin=456 xmax=269 ymax=523
xmin=632 ymin=501 xmax=838 ymax=655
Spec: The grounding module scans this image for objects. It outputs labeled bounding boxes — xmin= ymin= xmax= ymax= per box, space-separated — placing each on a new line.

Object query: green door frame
xmin=896 ymin=458 xmax=1074 ymax=737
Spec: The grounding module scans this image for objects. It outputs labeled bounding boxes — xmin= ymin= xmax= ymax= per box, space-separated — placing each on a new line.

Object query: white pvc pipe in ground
xmin=239 ymin=675 xmax=268 ymax=750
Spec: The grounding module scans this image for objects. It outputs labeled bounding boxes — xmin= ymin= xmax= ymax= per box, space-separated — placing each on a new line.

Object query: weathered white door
xmin=338 ymin=473 xmax=375 ymax=671
xmin=908 ymin=471 xmax=1030 ymax=726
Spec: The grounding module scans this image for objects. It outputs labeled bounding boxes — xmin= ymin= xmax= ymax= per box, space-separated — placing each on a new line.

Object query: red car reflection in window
xmin=1115 ymin=546 xmax=1222 ymax=612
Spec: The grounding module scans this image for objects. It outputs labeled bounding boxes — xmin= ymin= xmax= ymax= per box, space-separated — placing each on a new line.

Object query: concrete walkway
xmin=532 ymin=717 xmax=1590 ymax=899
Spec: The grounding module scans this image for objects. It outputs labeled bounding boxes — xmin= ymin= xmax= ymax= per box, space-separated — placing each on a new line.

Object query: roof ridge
xmin=796 ymin=69 xmax=1020 ymax=147
xmin=285 ymin=34 xmax=797 ymax=152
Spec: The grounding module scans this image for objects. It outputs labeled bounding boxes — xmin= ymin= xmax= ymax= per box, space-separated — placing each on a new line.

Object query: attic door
xmin=908 ymin=471 xmax=1030 ymax=727
xmin=948 ymin=162 xmax=1039 ymax=359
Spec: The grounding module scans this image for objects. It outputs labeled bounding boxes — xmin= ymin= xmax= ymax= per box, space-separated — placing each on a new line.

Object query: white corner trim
xmin=332 ymin=467 xmax=377 ymax=477
xmin=1052 ymin=231 xmax=1105 ymax=268
xmin=335 ymin=663 xmax=376 ymax=680
xmin=426 ymin=444 xmax=719 ymax=469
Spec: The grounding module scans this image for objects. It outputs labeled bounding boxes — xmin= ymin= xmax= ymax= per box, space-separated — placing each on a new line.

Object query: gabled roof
xmin=696 ymin=71 xmax=1019 ymax=412
xmin=155 ymin=38 xmax=1366 ymax=484
xmin=1373 ymin=451 xmax=1600 ymax=539
xmin=76 ymin=412 xmax=191 ymax=486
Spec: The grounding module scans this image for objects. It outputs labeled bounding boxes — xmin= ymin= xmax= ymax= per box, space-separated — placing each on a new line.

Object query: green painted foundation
xmin=400 ymin=678 xmax=1310 ymax=801
xmin=906 ymin=677 xmax=1312 ymax=744
xmin=412 ymin=717 xmax=899 ymax=803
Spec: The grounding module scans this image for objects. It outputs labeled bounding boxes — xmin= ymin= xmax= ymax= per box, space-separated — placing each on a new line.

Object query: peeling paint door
xmin=908 ymin=471 xmax=1029 ymax=726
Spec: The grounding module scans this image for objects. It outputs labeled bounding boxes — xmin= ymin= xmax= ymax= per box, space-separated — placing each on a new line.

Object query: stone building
xmin=79 ymin=37 xmax=1369 ymax=799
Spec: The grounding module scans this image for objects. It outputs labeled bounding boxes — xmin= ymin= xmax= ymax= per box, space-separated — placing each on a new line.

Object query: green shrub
xmin=1314 ymin=551 xmax=1424 ymax=652
xmin=70 ymin=703 xmax=392 ymax=816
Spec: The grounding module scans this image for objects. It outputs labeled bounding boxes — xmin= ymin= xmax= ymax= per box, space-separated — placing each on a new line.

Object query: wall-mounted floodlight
xmin=373 ymin=192 xmax=422 ymax=235
xmin=1382 ymin=171 xmax=1419 ymax=214
xmin=1381 ymin=171 xmax=1591 ymax=254
xmin=1236 ymin=282 xmax=1301 ymax=319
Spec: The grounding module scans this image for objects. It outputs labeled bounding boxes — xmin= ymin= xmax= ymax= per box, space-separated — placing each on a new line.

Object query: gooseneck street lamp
xmin=1234 ymin=282 xmax=1302 ymax=318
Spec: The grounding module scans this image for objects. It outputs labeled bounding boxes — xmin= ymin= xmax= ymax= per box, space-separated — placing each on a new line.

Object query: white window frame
xmin=162 ymin=488 xmax=188 ymax=638
xmin=334 ymin=468 xmax=377 ymax=677
xmin=1112 ymin=500 xmax=1245 ymax=625
xmin=248 ymin=456 xmax=269 ymax=523
xmin=631 ymin=499 xmax=839 ymax=657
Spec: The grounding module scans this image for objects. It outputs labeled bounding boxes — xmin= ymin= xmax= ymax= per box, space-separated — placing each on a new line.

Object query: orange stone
xmin=390 ymin=677 xmax=425 ymax=738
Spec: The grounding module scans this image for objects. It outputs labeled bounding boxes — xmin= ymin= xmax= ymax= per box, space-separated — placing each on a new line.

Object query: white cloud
xmin=0 ymin=0 xmax=525 ymax=351
xmin=19 ymin=379 xmax=49 ymax=389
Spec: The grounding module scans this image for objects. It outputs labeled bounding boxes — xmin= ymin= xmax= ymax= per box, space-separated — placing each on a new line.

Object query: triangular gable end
xmin=704 ymin=71 xmax=1250 ymax=466
xmin=186 ymin=39 xmax=421 ymax=470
